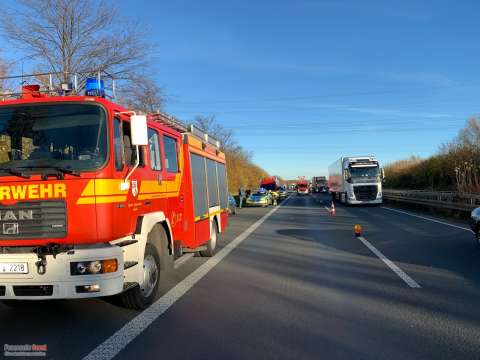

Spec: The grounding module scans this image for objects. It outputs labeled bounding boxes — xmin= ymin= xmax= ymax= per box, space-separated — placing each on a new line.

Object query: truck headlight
xmin=71 ymin=259 xmax=118 ymax=275
xmin=88 ymin=261 xmax=102 ymax=274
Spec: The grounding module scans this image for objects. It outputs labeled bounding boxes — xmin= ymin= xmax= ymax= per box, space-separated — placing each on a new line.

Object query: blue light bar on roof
xmin=85 ymin=78 xmax=105 ymax=97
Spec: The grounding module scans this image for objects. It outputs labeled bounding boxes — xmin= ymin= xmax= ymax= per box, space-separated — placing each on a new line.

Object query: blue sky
xmin=4 ymin=0 xmax=480 ymax=179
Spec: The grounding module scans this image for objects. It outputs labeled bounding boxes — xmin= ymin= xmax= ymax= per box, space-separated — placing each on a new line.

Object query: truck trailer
xmin=328 ymin=156 xmax=384 ymax=205
xmin=0 ymin=73 xmax=230 ymax=309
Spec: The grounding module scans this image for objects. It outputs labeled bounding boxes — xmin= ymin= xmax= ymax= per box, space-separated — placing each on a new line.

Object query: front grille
xmin=13 ymin=285 xmax=53 ymax=296
xmin=0 ymin=201 xmax=67 ymax=240
xmin=354 ymin=186 xmax=378 ymax=201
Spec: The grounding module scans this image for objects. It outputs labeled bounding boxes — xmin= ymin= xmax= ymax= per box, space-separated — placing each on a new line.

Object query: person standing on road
xmin=238 ymin=186 xmax=245 ymax=208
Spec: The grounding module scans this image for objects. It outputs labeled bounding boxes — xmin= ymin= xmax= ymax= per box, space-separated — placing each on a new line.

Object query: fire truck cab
xmin=0 ymin=74 xmax=229 ymax=309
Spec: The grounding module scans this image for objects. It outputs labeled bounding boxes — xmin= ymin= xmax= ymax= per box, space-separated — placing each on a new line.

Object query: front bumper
xmin=246 ymin=199 xmax=268 ymax=206
xmin=348 ymin=198 xmax=382 ymax=205
xmin=0 ymin=245 xmax=124 ymax=300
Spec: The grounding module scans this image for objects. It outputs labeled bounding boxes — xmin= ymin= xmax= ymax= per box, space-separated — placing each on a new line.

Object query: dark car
xmin=228 ymin=194 xmax=237 ymax=215
xmin=470 ymin=208 xmax=480 ymax=246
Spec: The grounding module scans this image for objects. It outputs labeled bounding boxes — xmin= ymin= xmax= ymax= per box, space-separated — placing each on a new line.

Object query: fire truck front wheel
xmin=121 ymin=242 xmax=161 ymax=310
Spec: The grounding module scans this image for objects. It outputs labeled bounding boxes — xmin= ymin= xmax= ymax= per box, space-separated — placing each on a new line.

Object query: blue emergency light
xmin=85 ymin=78 xmax=105 ymax=97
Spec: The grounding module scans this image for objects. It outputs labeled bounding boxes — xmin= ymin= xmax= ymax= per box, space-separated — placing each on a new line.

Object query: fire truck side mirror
xmin=130 ymin=115 xmax=148 ymax=146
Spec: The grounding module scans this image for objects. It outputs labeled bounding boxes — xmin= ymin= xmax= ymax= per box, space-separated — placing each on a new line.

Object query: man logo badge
xmin=3 ymin=223 xmax=19 ymax=235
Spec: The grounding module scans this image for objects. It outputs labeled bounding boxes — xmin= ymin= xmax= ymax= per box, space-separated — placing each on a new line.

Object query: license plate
xmin=0 ymin=262 xmax=28 ymax=274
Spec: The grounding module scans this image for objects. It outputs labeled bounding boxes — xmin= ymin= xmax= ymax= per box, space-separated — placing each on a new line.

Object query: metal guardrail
xmin=383 ymin=189 xmax=480 ymax=212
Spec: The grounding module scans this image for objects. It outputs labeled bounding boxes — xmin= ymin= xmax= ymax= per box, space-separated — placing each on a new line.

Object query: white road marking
xmin=381 ymin=206 xmax=473 ymax=233
xmin=357 ymin=236 xmax=421 ymax=288
xmin=83 ymin=198 xmax=289 ymax=360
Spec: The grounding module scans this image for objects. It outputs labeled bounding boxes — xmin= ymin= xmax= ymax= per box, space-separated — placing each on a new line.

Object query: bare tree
xmin=0 ymin=57 xmax=8 ymax=92
xmin=0 ymin=0 xmax=149 ymax=85
xmin=119 ymin=74 xmax=166 ymax=113
xmin=193 ymin=115 xmax=237 ymax=151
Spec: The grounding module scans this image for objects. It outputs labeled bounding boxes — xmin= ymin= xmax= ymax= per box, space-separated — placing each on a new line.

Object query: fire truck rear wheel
xmin=200 ymin=221 xmax=218 ymax=257
xmin=121 ymin=242 xmax=161 ymax=310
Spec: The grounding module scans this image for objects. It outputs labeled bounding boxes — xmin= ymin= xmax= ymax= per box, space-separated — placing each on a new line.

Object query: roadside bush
xmin=385 ymin=118 xmax=480 ymax=193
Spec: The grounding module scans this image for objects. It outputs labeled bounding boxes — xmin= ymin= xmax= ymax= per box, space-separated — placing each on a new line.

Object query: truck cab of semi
xmin=329 ymin=156 xmax=384 ymax=205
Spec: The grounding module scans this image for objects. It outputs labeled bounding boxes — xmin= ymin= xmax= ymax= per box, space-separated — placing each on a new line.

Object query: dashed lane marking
xmin=357 ymin=235 xmax=421 ymax=288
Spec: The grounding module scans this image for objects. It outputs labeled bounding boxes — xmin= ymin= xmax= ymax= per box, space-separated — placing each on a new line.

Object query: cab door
xmin=161 ymin=132 xmax=185 ymax=243
xmin=111 ymin=117 xmax=151 ymax=237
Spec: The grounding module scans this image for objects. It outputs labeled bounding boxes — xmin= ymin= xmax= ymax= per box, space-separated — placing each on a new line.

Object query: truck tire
xmin=200 ymin=221 xmax=218 ymax=257
xmin=120 ymin=230 xmax=163 ymax=309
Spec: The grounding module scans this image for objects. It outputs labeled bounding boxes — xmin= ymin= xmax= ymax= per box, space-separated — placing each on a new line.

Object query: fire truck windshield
xmin=0 ymin=103 xmax=108 ymax=173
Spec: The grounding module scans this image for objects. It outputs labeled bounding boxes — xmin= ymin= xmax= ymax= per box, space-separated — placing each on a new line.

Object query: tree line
xmin=0 ymin=0 xmax=269 ymax=193
xmin=385 ymin=117 xmax=480 ymax=194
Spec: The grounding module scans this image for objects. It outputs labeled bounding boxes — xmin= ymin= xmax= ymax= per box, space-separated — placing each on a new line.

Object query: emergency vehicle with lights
xmin=0 ymin=72 xmax=230 ymax=309
xmin=296 ymin=179 xmax=309 ymax=195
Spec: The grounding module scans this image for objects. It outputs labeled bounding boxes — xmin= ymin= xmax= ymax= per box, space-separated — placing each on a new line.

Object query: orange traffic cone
xmin=354 ymin=224 xmax=362 ymax=237
xmin=330 ymin=201 xmax=336 ymax=216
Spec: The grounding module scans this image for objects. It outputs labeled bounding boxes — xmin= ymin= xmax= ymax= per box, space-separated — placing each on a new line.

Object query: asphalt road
xmin=2 ymin=194 xmax=480 ymax=359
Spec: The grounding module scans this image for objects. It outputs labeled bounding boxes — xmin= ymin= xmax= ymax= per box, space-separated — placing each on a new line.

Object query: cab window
xmin=148 ymin=128 xmax=161 ymax=171
xmin=163 ymin=135 xmax=178 ymax=172
xmin=123 ymin=121 xmax=144 ymax=167
xmin=113 ymin=118 xmax=124 ymax=171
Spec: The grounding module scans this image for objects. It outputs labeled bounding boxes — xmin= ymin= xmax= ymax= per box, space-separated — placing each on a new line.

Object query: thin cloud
xmin=345 ymin=106 xmax=453 ymax=118
xmin=381 ymin=71 xmax=457 ymax=87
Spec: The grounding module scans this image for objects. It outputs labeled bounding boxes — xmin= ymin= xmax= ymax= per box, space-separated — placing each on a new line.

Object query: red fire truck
xmin=296 ymin=179 xmax=309 ymax=195
xmin=0 ymin=73 xmax=229 ymax=309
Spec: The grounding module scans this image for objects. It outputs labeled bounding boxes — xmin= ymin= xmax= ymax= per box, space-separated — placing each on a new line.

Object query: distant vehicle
xmin=228 ymin=194 xmax=237 ymax=215
xmin=246 ymin=190 xmax=272 ymax=207
xmin=278 ymin=187 xmax=288 ymax=199
xmin=297 ymin=180 xmax=309 ymax=195
xmin=260 ymin=176 xmax=281 ymax=191
xmin=328 ymin=156 xmax=384 ymax=205
xmin=311 ymin=176 xmax=327 ymax=193
xmin=470 ymin=208 xmax=480 ymax=246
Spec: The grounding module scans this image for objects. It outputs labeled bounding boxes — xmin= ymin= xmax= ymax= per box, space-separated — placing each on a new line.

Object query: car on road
xmin=246 ymin=190 xmax=272 ymax=207
xmin=470 ymin=207 xmax=480 ymax=246
xmin=228 ymin=194 xmax=237 ymax=215
xmin=278 ymin=188 xmax=288 ymax=199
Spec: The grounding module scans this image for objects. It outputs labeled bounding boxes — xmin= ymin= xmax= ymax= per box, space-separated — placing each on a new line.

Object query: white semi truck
xmin=328 ymin=156 xmax=384 ymax=205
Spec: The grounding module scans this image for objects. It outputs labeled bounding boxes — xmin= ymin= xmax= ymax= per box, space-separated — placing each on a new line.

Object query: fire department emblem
xmin=131 ymin=180 xmax=139 ymax=198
